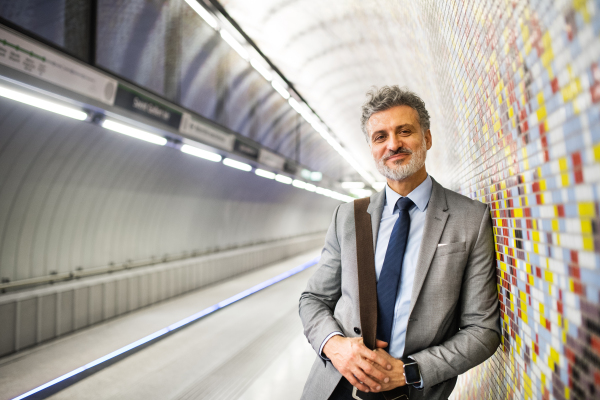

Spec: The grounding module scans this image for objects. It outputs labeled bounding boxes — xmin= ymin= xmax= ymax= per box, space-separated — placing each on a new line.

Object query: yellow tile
xmin=594 ymin=143 xmax=600 ymax=162
xmin=542 ymin=31 xmax=552 ymax=49
xmin=559 ymin=158 xmax=568 ymax=171
xmin=582 ymin=219 xmax=592 ymax=233
xmin=537 ymin=106 xmax=548 ymax=122
xmin=551 ymin=347 xmax=560 ymax=363
xmin=537 ymin=92 xmax=545 ymax=106
xmin=561 ymin=173 xmax=569 ymax=186
xmin=583 ymin=236 xmax=594 ymax=251
xmin=552 ymin=219 xmax=560 ymax=231
xmin=541 ymin=48 xmax=554 ymax=67
xmin=579 ymin=202 xmax=596 ymax=217
xmin=540 ymin=179 xmax=547 ymax=191
xmin=544 ymin=271 xmax=554 ymax=283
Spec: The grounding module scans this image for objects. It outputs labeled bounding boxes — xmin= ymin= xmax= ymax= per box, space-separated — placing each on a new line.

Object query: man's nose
xmin=386 ymin=134 xmax=402 ymax=151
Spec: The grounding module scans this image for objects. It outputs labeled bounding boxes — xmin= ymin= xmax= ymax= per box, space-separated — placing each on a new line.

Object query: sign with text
xmin=179 ymin=113 xmax=235 ymax=151
xmin=258 ymin=148 xmax=285 ymax=170
xmin=234 ymin=140 xmax=260 ymax=160
xmin=0 ymin=25 xmax=117 ymax=105
xmin=114 ymin=84 xmax=182 ymax=128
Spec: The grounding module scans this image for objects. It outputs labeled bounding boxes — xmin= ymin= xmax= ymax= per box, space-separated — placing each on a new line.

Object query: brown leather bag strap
xmin=355 ymin=198 xmax=411 ymax=400
xmin=353 ymin=197 xmax=378 ymax=350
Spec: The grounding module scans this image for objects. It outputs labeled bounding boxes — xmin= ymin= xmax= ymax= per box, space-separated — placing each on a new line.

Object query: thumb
xmin=375 ymin=339 xmax=388 ymax=348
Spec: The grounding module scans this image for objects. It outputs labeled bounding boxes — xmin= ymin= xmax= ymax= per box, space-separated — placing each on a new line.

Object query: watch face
xmin=404 ymin=362 xmax=421 ymax=385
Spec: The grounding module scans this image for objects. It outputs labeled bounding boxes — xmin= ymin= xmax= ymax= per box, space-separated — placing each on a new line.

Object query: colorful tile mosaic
xmin=420 ymin=1 xmax=600 ymax=399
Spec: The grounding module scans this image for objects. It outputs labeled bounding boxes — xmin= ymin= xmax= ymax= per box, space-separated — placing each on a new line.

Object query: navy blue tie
xmin=376 ymin=196 xmax=414 ymax=347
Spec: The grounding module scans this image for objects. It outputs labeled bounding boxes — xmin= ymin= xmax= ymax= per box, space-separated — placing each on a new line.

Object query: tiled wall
xmin=420 ymin=1 xmax=600 ymax=399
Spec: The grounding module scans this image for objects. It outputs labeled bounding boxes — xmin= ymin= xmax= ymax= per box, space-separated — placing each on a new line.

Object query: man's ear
xmin=425 ymin=129 xmax=432 ymax=150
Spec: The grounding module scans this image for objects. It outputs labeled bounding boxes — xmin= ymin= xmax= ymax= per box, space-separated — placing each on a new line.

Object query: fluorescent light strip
xmin=0 ymin=86 xmax=88 ymax=121
xmin=102 ymin=120 xmax=167 ymax=145
xmin=250 ymin=59 xmax=272 ymax=81
xmin=223 ymin=158 xmax=252 ymax=171
xmin=342 ymin=182 xmax=365 ymax=189
xmin=183 ymin=0 xmax=219 ymax=29
xmin=11 ymin=257 xmax=319 ymax=400
xmin=288 ymin=97 xmax=303 ymax=114
xmin=220 ymin=30 xmax=249 ymax=60
xmin=255 ymin=169 xmax=275 ymax=179
xmin=304 ymin=183 xmax=316 ymax=192
xmin=292 ymin=179 xmax=306 ymax=189
xmin=181 ymin=144 xmax=222 ymax=162
xmin=275 ymin=174 xmax=292 ymax=184
xmin=271 ymin=80 xmax=290 ymax=100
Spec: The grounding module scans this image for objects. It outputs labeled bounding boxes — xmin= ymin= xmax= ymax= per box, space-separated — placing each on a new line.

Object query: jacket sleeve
xmin=410 ymin=204 xmax=501 ymax=388
xmin=299 ymin=204 xmax=345 ymax=357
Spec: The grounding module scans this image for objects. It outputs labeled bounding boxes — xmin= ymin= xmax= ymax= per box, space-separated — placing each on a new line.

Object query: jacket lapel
xmin=408 ymin=177 xmax=449 ymax=317
xmin=367 ymin=189 xmax=386 ymax=249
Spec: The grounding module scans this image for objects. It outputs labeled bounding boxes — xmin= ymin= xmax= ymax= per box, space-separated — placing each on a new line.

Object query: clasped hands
xmin=323 ymin=336 xmax=407 ymax=393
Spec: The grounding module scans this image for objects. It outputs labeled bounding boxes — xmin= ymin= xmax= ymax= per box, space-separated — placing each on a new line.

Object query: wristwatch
xmin=400 ymin=357 xmax=422 ymax=386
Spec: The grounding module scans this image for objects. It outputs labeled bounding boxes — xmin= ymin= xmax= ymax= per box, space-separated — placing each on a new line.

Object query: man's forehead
xmin=367 ymin=105 xmax=420 ymax=131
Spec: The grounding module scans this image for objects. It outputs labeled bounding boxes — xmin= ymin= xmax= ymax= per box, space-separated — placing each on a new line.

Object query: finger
xmin=358 ymin=358 xmax=389 ymax=383
xmin=375 ymin=340 xmax=388 ymax=348
xmin=345 ymin=373 xmax=371 ymax=393
xmin=361 ymin=348 xmax=392 ymax=370
xmin=351 ymin=368 xmax=381 ymax=392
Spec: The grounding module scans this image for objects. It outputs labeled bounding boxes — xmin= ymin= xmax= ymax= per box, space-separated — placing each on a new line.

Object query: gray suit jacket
xmin=299 ymin=177 xmax=500 ymax=400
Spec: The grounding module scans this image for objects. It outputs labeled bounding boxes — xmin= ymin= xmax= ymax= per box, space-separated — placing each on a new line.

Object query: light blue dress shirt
xmin=375 ymin=175 xmax=432 ymax=358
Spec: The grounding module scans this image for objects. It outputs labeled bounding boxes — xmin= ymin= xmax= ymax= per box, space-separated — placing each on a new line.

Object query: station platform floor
xmin=0 ymin=249 xmax=321 ymax=400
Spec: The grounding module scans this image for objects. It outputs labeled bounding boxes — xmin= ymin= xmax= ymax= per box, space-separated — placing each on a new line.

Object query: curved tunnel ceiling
xmin=219 ymin=0 xmax=452 ymax=184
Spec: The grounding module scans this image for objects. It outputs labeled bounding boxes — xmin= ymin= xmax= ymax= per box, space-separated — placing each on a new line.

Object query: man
xmin=299 ymin=86 xmax=500 ymax=400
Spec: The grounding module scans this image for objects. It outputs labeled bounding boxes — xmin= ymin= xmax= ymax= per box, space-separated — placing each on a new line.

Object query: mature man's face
xmin=367 ymin=105 xmax=432 ymax=181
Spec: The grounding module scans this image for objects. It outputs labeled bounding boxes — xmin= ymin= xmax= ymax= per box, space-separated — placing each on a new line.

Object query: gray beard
xmin=375 ymin=139 xmax=427 ymax=181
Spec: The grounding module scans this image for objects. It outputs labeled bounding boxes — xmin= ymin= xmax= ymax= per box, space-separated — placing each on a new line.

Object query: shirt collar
xmin=384 ymin=174 xmax=432 ymax=214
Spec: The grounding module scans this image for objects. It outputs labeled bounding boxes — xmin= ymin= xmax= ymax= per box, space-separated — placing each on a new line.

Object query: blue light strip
xmin=12 ymin=256 xmax=319 ymax=400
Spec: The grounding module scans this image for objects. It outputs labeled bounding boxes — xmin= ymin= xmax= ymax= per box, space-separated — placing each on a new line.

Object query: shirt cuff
xmin=318 ymin=331 xmax=344 ymax=360
xmin=408 ymin=356 xmax=424 ymax=389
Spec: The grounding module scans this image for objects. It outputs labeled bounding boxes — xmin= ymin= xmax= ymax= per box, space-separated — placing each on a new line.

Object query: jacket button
xmin=354 ymin=327 xmax=361 ymax=335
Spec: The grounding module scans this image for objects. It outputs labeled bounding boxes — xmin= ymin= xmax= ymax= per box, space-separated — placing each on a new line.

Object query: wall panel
xmin=0 ymin=233 xmax=323 ymax=357
xmin=0 ymin=96 xmax=339 ymax=284
xmin=410 ymin=1 xmax=600 ymax=399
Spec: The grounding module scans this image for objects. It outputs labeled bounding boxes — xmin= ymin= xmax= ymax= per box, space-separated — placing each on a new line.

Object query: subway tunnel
xmin=0 ymin=0 xmax=599 ymax=399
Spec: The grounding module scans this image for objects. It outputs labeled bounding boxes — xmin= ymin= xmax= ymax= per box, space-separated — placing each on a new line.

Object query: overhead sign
xmin=258 ymin=148 xmax=285 ymax=170
xmin=114 ymin=84 xmax=182 ymax=129
xmin=234 ymin=139 xmax=260 ymax=160
xmin=284 ymin=160 xmax=298 ymax=174
xmin=179 ymin=113 xmax=235 ymax=151
xmin=0 ymin=25 xmax=117 ymax=105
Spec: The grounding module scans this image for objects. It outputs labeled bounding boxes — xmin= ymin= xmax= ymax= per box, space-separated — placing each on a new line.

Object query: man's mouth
xmin=384 ymin=151 xmax=411 ymax=162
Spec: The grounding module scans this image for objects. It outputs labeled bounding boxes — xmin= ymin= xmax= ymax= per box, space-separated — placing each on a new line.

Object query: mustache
xmin=382 ymin=147 xmax=413 ymax=161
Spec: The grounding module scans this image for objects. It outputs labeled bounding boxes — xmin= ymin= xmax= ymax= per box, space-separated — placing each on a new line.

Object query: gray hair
xmin=360 ymin=86 xmax=431 ymax=141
